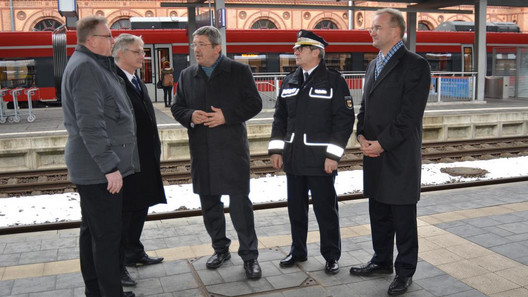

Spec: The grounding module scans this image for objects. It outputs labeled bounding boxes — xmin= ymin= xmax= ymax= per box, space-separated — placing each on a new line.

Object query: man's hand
xmin=324 ymin=158 xmax=338 ymax=174
xmin=191 ymin=110 xmax=208 ymax=125
xmin=204 ymin=106 xmax=226 ymax=128
xmin=358 ymin=135 xmax=384 ymax=157
xmin=270 ymin=154 xmax=283 ymax=170
xmin=105 ymin=170 xmax=123 ymax=194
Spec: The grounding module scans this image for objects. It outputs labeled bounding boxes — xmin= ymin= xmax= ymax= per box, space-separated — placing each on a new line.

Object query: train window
xmin=251 ymin=19 xmax=277 ymax=29
xmin=33 ymin=19 xmax=62 ymax=31
xmin=494 ymin=51 xmax=517 ymax=76
xmin=279 ymin=54 xmax=297 ymax=73
xmin=463 ymin=47 xmax=473 ymax=72
xmin=0 ymin=60 xmax=36 ymax=88
xmin=111 ymin=19 xmax=131 ymax=30
xmin=424 ymin=53 xmax=453 ymax=72
xmin=234 ymin=54 xmax=267 ymax=73
xmin=325 ymin=53 xmax=354 ymax=71
xmin=140 ymin=48 xmax=153 ymax=83
xmin=315 ymin=20 xmax=339 ymax=30
xmin=363 ymin=53 xmax=377 ymax=70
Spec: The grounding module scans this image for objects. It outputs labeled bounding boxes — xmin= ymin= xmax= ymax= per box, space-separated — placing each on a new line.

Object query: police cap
xmin=293 ymin=30 xmax=328 ymax=49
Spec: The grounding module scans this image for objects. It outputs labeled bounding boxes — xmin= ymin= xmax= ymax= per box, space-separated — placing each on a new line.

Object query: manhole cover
xmin=440 ymin=167 xmax=488 ymax=178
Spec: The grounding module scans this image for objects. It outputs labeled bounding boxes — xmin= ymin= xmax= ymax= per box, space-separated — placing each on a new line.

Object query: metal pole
xmin=9 ymin=0 xmax=15 ymax=31
xmin=215 ymin=0 xmax=227 ymax=55
xmin=348 ymin=1 xmax=354 ymax=30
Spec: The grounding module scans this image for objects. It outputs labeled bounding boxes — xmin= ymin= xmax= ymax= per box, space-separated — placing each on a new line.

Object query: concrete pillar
xmin=475 ymin=0 xmax=487 ymax=101
xmin=187 ymin=6 xmax=197 ymax=66
xmin=215 ymin=0 xmax=227 ymax=55
xmin=406 ymin=10 xmax=417 ymax=53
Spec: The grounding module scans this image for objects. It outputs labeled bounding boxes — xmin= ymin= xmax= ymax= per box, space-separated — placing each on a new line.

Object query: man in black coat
xmin=171 ymin=26 xmax=263 ymax=279
xmin=348 ymin=8 xmax=431 ymax=296
xmin=113 ymin=33 xmax=167 ymax=287
xmin=268 ymin=30 xmax=355 ymax=275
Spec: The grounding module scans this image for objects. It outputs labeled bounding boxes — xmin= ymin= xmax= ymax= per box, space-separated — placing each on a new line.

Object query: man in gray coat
xmin=62 ymin=16 xmax=139 ymax=297
xmin=171 ymin=26 xmax=263 ymax=279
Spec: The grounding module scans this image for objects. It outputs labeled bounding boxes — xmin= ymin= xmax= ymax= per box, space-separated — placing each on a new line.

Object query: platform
xmin=0 ymin=181 xmax=527 ymax=296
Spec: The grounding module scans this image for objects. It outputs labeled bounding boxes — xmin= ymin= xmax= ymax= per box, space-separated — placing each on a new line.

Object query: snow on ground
xmin=1 ymin=156 xmax=527 ymax=227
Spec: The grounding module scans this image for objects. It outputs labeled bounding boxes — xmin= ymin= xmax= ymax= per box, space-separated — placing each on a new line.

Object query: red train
xmin=1 ymin=29 xmax=526 ymax=102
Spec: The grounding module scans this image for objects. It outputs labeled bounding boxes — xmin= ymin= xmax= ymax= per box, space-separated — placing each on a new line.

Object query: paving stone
xmin=249 ymin=292 xmax=284 ymax=297
xmin=132 ymin=278 xmax=164 ymax=296
xmin=445 ymin=224 xmax=487 ymax=237
xmin=159 ymin=273 xmax=198 ymax=292
xmin=414 ymin=274 xmax=473 ymax=296
xmin=136 ymin=262 xmax=167 ymax=279
xmin=11 ymin=276 xmax=56 ymax=295
xmin=196 ymin=268 xmax=224 ymax=286
xmin=0 ymin=279 xmax=14 ymax=296
xmin=0 ymin=253 xmax=21 ymax=267
xmin=206 ymin=280 xmax=253 ymax=296
xmin=216 ymin=264 xmax=247 ymax=283
xmin=3 ymin=242 xmax=40 ymax=255
xmin=342 ymin=278 xmax=391 ymax=297
xmin=258 ymin=261 xmax=282 ymax=277
xmin=55 ymin=272 xmax=83 ymax=290
xmin=490 ymin=242 xmax=528 ymax=260
xmin=57 ymin=247 xmax=79 ymax=261
xmin=443 ymin=289 xmax=489 ymax=297
xmin=412 ymin=261 xmax=445 ymax=280
xmin=497 ymin=222 xmax=528 ymax=234
xmin=40 ymin=238 xmax=77 ymax=251
xmin=17 ymin=249 xmax=57 ymax=265
xmin=246 ymin=277 xmax=275 ymax=293
xmin=467 ymin=232 xmax=512 ymax=248
xmin=483 ymin=226 xmax=515 ymax=237
xmin=281 ymin=285 xmax=328 ymax=297
xmin=28 ymin=289 xmax=73 ymax=297
xmin=267 ymin=271 xmax=308 ymax=290
xmin=163 ymin=260 xmax=192 ymax=276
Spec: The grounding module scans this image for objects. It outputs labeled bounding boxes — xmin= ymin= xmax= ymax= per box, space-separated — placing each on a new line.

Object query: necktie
xmin=131 ymin=76 xmax=141 ymax=92
xmin=304 ymin=72 xmax=309 ymax=83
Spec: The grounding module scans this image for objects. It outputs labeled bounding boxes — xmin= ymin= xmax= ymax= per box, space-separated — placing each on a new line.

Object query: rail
xmin=253 ymin=71 xmax=478 ymax=108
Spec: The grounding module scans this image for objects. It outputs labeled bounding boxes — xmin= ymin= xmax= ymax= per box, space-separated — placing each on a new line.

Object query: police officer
xmin=269 ymin=30 xmax=355 ymax=274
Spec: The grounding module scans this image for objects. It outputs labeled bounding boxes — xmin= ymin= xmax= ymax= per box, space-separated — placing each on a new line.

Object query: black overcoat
xmin=171 ymin=56 xmax=262 ymax=195
xmin=117 ymin=68 xmax=167 ymax=211
xmin=356 ymin=46 xmax=431 ymax=205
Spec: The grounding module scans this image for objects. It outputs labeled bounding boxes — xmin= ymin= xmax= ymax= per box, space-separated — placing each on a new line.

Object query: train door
xmin=137 ymin=44 xmax=172 ymax=102
xmin=462 ymin=45 xmax=474 ymax=72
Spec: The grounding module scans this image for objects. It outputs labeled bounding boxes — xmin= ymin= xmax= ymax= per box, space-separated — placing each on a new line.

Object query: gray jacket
xmin=62 ymin=45 xmax=140 ymax=185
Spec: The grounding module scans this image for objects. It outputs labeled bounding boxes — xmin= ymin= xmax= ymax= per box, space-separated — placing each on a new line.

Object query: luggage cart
xmin=0 ymin=88 xmax=8 ymax=123
xmin=24 ymin=88 xmax=37 ymax=122
xmin=7 ymin=88 xmax=24 ymax=123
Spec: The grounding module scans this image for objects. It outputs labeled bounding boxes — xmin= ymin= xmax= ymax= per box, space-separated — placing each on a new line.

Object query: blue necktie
xmin=131 ymin=76 xmax=141 ymax=92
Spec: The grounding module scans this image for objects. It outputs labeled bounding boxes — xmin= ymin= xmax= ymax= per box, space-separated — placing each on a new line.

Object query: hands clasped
xmin=192 ymin=106 xmax=225 ymax=128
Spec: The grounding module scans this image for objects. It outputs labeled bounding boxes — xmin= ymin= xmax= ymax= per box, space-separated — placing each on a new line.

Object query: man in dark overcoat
xmin=171 ymin=26 xmax=263 ymax=279
xmin=113 ymin=34 xmax=167 ymax=287
xmin=348 ymin=8 xmax=431 ymax=296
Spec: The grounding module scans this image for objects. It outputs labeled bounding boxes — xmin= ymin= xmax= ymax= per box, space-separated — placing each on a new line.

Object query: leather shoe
xmin=244 ymin=259 xmax=262 ymax=279
xmin=206 ymin=251 xmax=231 ymax=269
xmin=349 ymin=261 xmax=393 ymax=276
xmin=388 ymin=275 xmax=412 ymax=296
xmin=279 ymin=254 xmax=307 ymax=267
xmin=325 ymin=260 xmax=339 ymax=274
xmin=124 ymin=292 xmax=135 ymax=297
xmin=121 ymin=267 xmax=136 ymax=287
xmin=126 ymin=254 xmax=164 ymax=267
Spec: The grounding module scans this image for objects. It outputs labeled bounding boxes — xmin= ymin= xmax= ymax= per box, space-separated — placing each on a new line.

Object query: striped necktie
xmin=131 ymin=76 xmax=141 ymax=92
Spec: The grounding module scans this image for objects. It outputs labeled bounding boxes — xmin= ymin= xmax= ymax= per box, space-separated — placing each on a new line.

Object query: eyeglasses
xmin=92 ymin=34 xmax=113 ymax=39
xmin=368 ymin=26 xmax=395 ymax=33
xmin=190 ymin=43 xmax=212 ymax=49
xmin=294 ymin=46 xmax=310 ymax=53
xmin=126 ymin=49 xmax=146 ymax=56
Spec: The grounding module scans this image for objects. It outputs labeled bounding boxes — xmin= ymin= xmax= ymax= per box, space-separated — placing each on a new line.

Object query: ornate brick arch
xmin=23 ymin=11 xmax=64 ymax=31
xmin=106 ymin=10 xmax=143 ymax=27
xmin=418 ymin=15 xmax=437 ymax=28
xmin=308 ymin=12 xmax=346 ymax=29
xmin=446 ymin=15 xmax=473 ymax=22
xmin=244 ymin=11 xmax=286 ymax=29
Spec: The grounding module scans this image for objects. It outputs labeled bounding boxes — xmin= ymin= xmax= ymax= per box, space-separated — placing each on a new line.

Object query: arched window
xmin=111 ymin=19 xmax=131 ymax=30
xmin=251 ymin=19 xmax=277 ymax=29
xmin=418 ymin=22 xmax=432 ymax=31
xmin=33 ymin=19 xmax=63 ymax=31
xmin=315 ymin=20 xmax=338 ymax=30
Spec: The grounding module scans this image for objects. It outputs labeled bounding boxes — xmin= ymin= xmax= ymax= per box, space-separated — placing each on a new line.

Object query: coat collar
xmin=290 ymin=59 xmax=326 ymax=86
xmin=368 ymin=45 xmax=407 ymax=94
xmin=76 ymin=45 xmax=117 ymax=73
xmin=192 ymin=55 xmax=231 ymax=79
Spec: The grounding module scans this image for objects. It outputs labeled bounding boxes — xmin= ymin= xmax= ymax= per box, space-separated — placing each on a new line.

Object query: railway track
xmin=1 ymin=176 xmax=527 ymax=235
xmin=1 ymin=136 xmax=527 ymax=197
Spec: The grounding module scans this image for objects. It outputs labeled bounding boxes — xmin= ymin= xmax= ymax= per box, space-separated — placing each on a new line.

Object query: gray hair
xmin=192 ymin=26 xmax=222 ymax=46
xmin=310 ymin=46 xmax=325 ymax=59
xmin=77 ymin=15 xmax=108 ymax=44
xmin=112 ymin=33 xmax=144 ymax=60
xmin=376 ymin=8 xmax=405 ymax=39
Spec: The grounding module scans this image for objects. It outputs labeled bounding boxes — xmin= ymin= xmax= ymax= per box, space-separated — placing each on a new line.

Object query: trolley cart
xmin=7 ymin=88 xmax=24 ymax=123
xmin=24 ymin=88 xmax=37 ymax=122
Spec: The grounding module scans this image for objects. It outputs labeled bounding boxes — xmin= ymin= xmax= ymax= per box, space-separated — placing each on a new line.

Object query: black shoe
xmin=206 ymin=251 xmax=231 ymax=269
xmin=126 ymin=254 xmax=164 ymax=267
xmin=244 ymin=259 xmax=262 ymax=279
xmin=349 ymin=261 xmax=393 ymax=276
xmin=124 ymin=292 xmax=135 ymax=297
xmin=279 ymin=254 xmax=308 ymax=267
xmin=325 ymin=260 xmax=339 ymax=274
xmin=121 ymin=267 xmax=137 ymax=287
xmin=388 ymin=275 xmax=412 ymax=296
